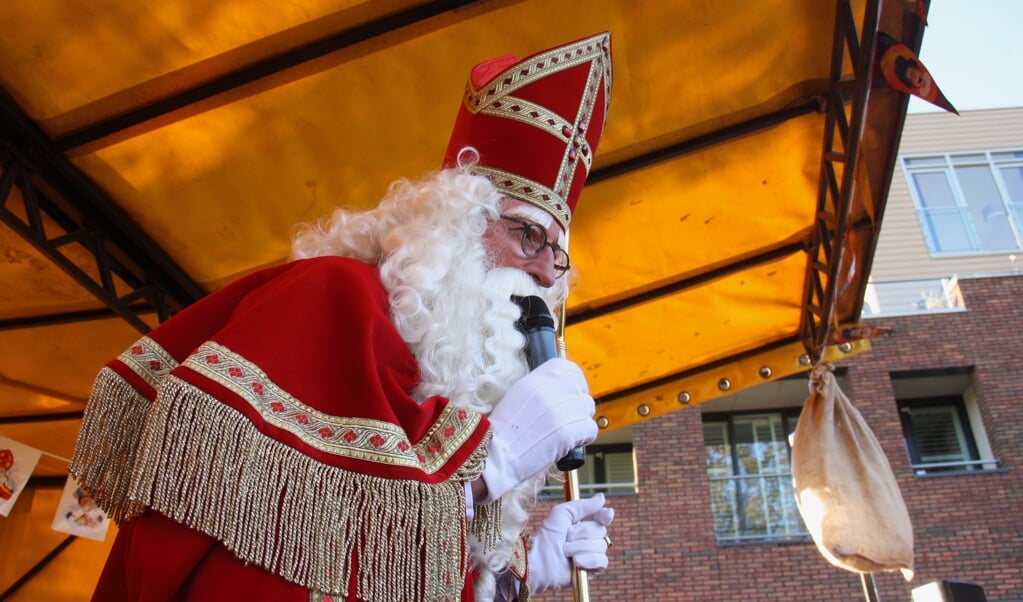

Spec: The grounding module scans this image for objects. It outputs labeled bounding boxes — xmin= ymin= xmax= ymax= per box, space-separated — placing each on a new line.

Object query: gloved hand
xmin=480 ymin=358 xmax=597 ymax=504
xmin=529 ymin=493 xmax=615 ymax=593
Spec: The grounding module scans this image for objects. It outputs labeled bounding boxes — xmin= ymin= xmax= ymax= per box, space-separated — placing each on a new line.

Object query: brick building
xmin=535 ymin=108 xmax=1023 ymax=601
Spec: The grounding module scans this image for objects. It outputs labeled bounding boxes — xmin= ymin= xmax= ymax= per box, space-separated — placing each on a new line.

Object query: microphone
xmin=511 ymin=295 xmax=585 ymax=471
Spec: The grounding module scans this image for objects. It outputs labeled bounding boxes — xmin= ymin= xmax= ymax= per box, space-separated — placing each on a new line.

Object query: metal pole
xmin=565 ymin=470 xmax=591 ymax=602
xmin=556 ymin=230 xmax=590 ymax=602
xmin=861 ymin=573 xmax=880 ymax=602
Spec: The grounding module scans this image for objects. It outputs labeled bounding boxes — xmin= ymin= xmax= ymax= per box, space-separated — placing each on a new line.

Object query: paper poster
xmin=51 ymin=475 xmax=110 ymax=541
xmin=0 ymin=435 xmax=43 ymax=517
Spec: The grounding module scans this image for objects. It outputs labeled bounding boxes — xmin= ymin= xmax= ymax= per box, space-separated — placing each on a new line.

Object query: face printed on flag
xmin=0 ymin=435 xmax=42 ymax=517
xmin=876 ymin=32 xmax=958 ymax=115
xmin=51 ymin=475 xmax=110 ymax=541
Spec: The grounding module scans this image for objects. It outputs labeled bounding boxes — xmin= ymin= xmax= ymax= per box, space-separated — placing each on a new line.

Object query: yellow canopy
xmin=0 ymin=0 xmax=922 ymax=595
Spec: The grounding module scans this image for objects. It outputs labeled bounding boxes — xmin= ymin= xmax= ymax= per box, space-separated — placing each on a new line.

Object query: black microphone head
xmin=511 ymin=295 xmax=556 ymax=331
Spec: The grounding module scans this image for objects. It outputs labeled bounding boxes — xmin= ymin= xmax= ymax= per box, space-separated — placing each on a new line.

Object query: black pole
xmin=0 ymin=535 xmax=77 ymax=601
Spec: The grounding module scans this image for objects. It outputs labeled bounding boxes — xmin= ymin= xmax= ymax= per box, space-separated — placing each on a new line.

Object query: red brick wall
xmin=532 ymin=275 xmax=1023 ymax=601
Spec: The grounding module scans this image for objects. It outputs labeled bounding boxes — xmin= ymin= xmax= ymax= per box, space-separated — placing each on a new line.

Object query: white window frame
xmin=892 ymin=371 xmax=1001 ymax=476
xmin=901 ymin=149 xmax=1023 ymax=256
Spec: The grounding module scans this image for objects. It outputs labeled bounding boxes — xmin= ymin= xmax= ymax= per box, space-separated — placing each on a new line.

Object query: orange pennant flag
xmin=876 ymin=32 xmax=958 ymax=115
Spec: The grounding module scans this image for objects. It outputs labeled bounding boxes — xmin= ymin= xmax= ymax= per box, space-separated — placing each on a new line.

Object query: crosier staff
xmin=557 ymin=235 xmax=591 ymax=602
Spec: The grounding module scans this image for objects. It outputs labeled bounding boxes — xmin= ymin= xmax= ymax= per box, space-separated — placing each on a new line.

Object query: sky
xmin=907 ymin=0 xmax=1023 ymax=114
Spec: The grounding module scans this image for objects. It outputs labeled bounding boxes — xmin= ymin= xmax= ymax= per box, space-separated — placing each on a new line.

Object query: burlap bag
xmin=791 ymin=362 xmax=914 ymax=580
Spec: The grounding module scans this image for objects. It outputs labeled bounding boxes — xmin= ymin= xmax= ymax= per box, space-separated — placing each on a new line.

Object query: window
xmin=892 ymin=370 xmax=1000 ymax=476
xmin=541 ymin=444 xmax=636 ymax=497
xmin=862 ymin=276 xmax=966 ymax=317
xmin=703 ymin=410 xmax=807 ymax=543
xmin=902 ymin=150 xmax=1023 ymax=255
xmin=899 ymin=397 xmax=980 ymax=473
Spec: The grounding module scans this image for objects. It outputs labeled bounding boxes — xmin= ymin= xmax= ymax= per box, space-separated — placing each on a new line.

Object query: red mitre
xmin=443 ymin=32 xmax=612 ymax=231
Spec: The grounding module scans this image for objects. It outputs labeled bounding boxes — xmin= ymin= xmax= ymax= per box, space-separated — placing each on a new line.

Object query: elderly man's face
xmin=483 ymin=197 xmax=565 ymax=288
xmin=906 ymin=65 xmax=928 ymax=89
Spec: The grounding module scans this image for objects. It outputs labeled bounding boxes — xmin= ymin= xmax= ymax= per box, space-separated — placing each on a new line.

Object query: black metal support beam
xmin=847 ymin=15 xmax=924 ymax=320
xmin=0 ymin=411 xmax=85 ymax=425
xmin=0 ymin=147 xmax=189 ymax=333
xmin=0 ymin=535 xmax=76 ymax=601
xmin=799 ymin=0 xmax=881 ymax=358
xmin=0 ymin=86 xmax=206 ymax=331
xmin=0 ymin=306 xmax=154 ymax=331
xmin=20 ymin=476 xmax=69 ymax=488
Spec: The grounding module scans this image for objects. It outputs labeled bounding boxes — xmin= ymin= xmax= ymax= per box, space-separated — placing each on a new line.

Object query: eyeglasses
xmin=499 ymin=215 xmax=571 ymax=277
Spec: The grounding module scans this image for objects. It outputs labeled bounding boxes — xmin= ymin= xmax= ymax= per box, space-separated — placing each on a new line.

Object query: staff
xmin=558 ymin=233 xmax=592 ymax=602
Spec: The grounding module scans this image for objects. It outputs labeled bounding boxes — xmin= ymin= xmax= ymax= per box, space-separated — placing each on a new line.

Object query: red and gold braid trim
xmin=509 ymin=534 xmax=531 ymax=601
xmin=117 ymin=335 xmax=179 ymax=390
xmin=185 ymin=341 xmax=481 ymax=474
xmin=469 ymin=165 xmax=571 ymax=230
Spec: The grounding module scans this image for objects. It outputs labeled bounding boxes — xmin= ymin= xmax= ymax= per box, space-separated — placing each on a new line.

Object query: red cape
xmin=72 ymin=256 xmax=491 ymax=601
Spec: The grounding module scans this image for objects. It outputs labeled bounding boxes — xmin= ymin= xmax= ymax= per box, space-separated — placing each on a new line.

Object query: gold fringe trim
xmin=69 ymin=366 xmax=155 ymax=523
xmin=470 ymin=499 xmax=504 ymax=553
xmin=121 ymin=374 xmax=480 ymax=602
xmin=517 ymin=534 xmax=533 ymax=602
xmin=454 ymin=424 xmax=490 ymax=484
xmin=519 ymin=581 xmax=533 ymax=600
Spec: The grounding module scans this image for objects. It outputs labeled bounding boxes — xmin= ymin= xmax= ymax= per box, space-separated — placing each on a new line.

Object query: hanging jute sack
xmin=791 ymin=362 xmax=914 ymax=580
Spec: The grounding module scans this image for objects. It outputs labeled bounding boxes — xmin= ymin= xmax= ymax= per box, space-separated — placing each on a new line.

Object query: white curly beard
xmin=409 ymin=267 xmax=552 ymax=408
xmin=395 ymin=255 xmax=562 ymax=602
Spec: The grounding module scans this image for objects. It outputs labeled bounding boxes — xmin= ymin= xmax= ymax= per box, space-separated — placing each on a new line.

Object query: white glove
xmin=529 ymin=493 xmax=615 ymax=593
xmin=480 ymin=358 xmax=597 ymax=504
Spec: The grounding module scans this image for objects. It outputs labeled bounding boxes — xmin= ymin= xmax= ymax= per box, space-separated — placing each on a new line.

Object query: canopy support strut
xmin=0 ymin=129 xmax=202 ymax=332
xmin=1 ymin=83 xmax=206 ymax=330
xmin=800 ymin=0 xmax=881 ymax=359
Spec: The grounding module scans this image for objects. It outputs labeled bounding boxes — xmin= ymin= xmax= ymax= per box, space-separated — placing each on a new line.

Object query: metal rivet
xmin=838 ymin=342 xmax=852 ymax=353
xmin=677 ymin=391 xmax=691 ymax=405
xmin=637 ymin=404 xmax=651 ymax=416
xmin=759 ymin=366 xmax=772 ymax=379
xmin=798 ymin=354 xmax=812 ymax=366
xmin=718 ymin=378 xmax=731 ymax=391
xmin=597 ymin=416 xmax=609 ymax=429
